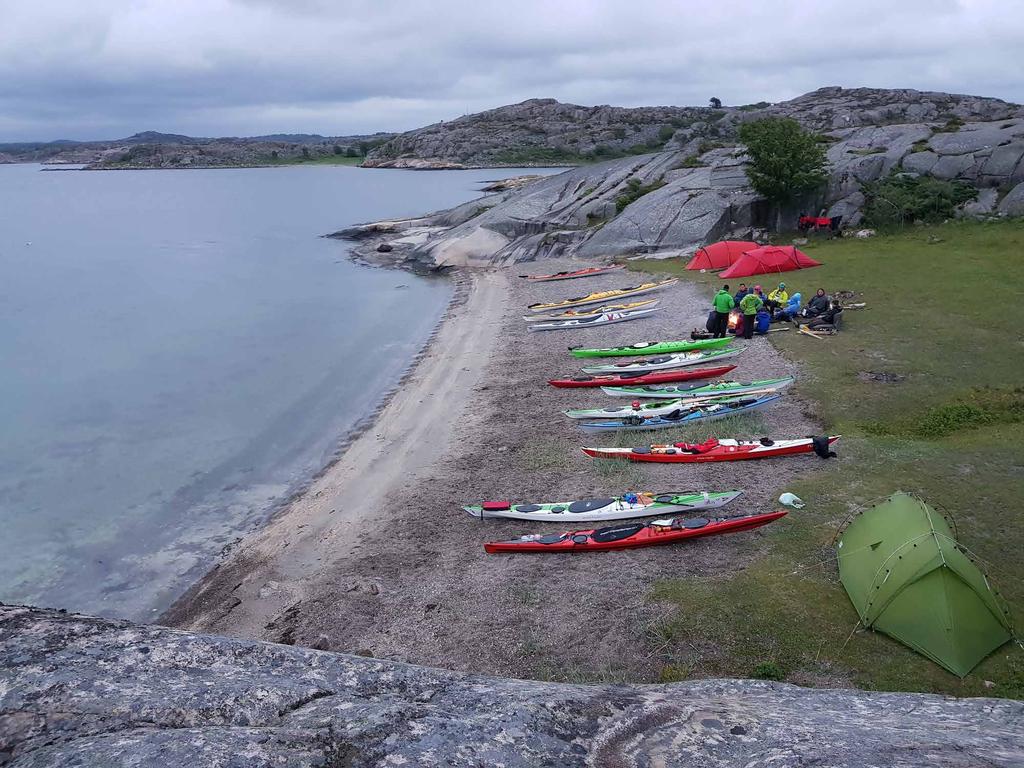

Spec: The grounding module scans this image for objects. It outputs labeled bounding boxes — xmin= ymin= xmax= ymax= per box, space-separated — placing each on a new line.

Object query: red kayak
xmin=485 ymin=510 xmax=786 ymax=553
xmin=582 ymin=435 xmax=840 ymax=463
xmin=520 ymin=265 xmax=625 ymax=282
xmin=549 ymin=364 xmax=735 ymax=389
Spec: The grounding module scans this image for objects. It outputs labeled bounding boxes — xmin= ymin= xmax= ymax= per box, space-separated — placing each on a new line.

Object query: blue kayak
xmin=577 ymin=394 xmax=781 ymax=432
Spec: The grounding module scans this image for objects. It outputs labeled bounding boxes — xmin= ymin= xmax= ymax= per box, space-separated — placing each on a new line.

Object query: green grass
xmin=265 ymin=154 xmax=364 ymax=166
xmin=629 ymin=220 xmax=1024 ymax=697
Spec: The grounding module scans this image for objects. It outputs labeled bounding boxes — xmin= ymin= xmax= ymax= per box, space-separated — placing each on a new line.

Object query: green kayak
xmin=569 ymin=336 xmax=733 ymax=358
xmin=601 ymin=376 xmax=796 ymax=398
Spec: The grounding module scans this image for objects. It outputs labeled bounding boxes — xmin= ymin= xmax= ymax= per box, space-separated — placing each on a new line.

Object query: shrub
xmin=615 ymin=176 xmax=667 ymax=213
xmin=658 ymin=125 xmax=676 ymax=142
xmin=862 ymin=171 xmax=977 ymax=226
xmin=911 ymin=139 xmax=930 ymax=153
xmin=333 ymin=144 xmax=342 ymax=155
xmin=752 ymin=661 xmax=785 ymax=681
xmin=738 ymin=118 xmax=827 ymax=205
xmin=345 ymin=147 xmax=359 ymax=157
xmin=673 ymin=155 xmax=705 ymax=169
xmin=934 ymin=116 xmax=965 ymax=133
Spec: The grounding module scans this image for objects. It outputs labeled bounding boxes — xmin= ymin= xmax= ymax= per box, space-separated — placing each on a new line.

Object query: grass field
xmin=629 ymin=220 xmax=1024 ymax=698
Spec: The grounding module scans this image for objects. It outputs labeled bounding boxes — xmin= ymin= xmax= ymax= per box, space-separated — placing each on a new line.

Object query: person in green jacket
xmin=711 ymin=284 xmax=734 ymax=338
xmin=739 ymin=291 xmax=763 ymax=339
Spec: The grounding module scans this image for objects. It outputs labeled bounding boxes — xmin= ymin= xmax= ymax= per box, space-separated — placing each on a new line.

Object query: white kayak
xmin=522 ymin=299 xmax=659 ymax=322
xmin=580 ymin=346 xmax=742 ymax=374
xmin=527 ymin=307 xmax=658 ymax=332
xmin=462 ymin=490 xmax=742 ymax=522
xmin=565 ymin=393 xmax=756 ymax=420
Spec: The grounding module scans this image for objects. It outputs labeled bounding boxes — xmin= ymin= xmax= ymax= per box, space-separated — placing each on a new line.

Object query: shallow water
xmin=0 ymin=162 xmax=553 ymax=619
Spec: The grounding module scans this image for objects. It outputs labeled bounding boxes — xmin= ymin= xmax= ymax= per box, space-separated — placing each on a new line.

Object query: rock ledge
xmin=2 ymin=605 xmax=1022 ymax=767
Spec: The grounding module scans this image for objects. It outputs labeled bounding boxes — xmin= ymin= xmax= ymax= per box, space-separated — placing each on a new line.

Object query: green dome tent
xmin=837 ymin=492 xmax=1014 ymax=677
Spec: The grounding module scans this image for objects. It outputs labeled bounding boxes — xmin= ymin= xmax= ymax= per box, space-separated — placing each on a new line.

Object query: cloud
xmin=0 ymin=0 xmax=1019 ymax=141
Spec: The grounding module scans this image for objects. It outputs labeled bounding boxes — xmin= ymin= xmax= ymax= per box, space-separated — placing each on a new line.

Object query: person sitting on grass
xmin=755 ymin=305 xmax=772 ymax=334
xmin=766 ymin=282 xmax=788 ymax=312
xmin=711 ymin=284 xmax=734 ymax=338
xmin=775 ymin=292 xmax=802 ymax=322
xmin=804 ymin=288 xmax=831 ymax=317
xmin=739 ymin=290 xmax=763 ymax=339
xmin=804 ymin=301 xmax=841 ymax=329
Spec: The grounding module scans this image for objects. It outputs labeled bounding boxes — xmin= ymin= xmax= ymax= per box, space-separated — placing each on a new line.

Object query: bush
xmin=658 ymin=125 xmax=676 ymax=142
xmin=737 ymin=118 xmax=827 ymax=213
xmin=934 ymin=116 xmax=965 ymax=133
xmin=862 ymin=171 xmax=977 ymax=226
xmin=615 ymin=176 xmax=667 ymax=213
xmin=332 ymin=144 xmax=342 ymax=155
xmin=752 ymin=661 xmax=785 ymax=681
xmin=673 ymin=155 xmax=705 ymax=169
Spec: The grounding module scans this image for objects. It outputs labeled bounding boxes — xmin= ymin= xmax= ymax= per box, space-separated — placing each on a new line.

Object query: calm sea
xmin=0 ymin=162 xmax=552 ymax=619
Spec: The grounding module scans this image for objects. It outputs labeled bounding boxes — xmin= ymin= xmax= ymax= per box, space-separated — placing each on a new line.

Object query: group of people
xmin=710 ymin=281 xmax=839 ymax=338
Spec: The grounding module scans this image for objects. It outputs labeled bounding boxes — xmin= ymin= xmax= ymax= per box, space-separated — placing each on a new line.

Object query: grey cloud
xmin=0 ymin=0 xmax=1019 ymax=141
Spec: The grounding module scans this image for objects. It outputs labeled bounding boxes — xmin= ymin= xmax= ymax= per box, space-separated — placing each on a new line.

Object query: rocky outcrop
xmin=366 ymin=98 xmax=725 ymax=167
xmin=365 ymin=88 xmax=1020 ymax=169
xmin=2 ymin=605 xmax=1022 ymax=767
xmin=359 ymin=157 xmax=467 ymax=170
xmin=337 ymin=88 xmax=1024 ymax=268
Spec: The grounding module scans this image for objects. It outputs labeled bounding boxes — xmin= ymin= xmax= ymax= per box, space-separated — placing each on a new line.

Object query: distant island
xmin=0 ymin=130 xmax=395 ymax=169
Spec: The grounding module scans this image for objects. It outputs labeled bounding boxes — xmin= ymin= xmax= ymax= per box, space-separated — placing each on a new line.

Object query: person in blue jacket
xmin=754 ymin=305 xmax=772 ymax=334
xmin=775 ymin=292 xmax=802 ymax=322
xmin=733 ymin=283 xmax=749 ymax=305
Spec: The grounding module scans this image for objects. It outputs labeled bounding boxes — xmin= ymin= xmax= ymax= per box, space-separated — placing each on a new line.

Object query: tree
xmin=332 ymin=144 xmax=343 ymax=155
xmin=301 ymin=146 xmax=310 ymax=160
xmin=737 ymin=117 xmax=827 ymax=230
xmin=709 ymin=96 xmax=722 ymax=109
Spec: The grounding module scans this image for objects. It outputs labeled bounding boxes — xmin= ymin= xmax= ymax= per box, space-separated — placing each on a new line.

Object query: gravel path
xmin=272 ymin=261 xmax=826 ymax=682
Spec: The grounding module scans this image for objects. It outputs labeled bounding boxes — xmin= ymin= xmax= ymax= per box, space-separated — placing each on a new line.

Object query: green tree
xmin=301 ymin=146 xmax=310 ymax=160
xmin=709 ymin=96 xmax=722 ymax=109
xmin=345 ymin=146 xmax=359 ymax=157
xmin=332 ymin=144 xmax=343 ymax=155
xmin=737 ymin=117 xmax=827 ymax=230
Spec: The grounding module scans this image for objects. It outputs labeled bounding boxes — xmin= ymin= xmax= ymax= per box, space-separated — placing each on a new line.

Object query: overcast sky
xmin=1 ymin=0 xmax=1020 ymax=142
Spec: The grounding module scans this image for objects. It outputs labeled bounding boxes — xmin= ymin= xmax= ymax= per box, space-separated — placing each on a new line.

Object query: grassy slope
xmin=628 ymin=220 xmax=1024 ymax=698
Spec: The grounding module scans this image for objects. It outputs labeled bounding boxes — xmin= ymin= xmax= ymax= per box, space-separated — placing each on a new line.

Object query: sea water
xmin=0 ymin=162 xmax=554 ymax=619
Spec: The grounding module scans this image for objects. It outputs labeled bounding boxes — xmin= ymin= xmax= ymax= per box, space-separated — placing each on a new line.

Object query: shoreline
xmin=160 ymin=268 xmax=509 ymax=635
xmin=164 ymin=258 xmax=830 ymax=684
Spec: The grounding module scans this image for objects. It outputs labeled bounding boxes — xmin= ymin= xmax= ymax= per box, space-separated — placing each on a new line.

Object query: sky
xmin=1 ymin=0 xmax=1021 ymax=142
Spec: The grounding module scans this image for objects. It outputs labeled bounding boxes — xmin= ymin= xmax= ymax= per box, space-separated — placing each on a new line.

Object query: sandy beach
xmin=165 ymin=261 xmax=826 ymax=681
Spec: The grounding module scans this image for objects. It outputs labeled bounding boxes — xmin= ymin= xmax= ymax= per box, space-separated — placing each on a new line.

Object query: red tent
xmin=718 ymin=245 xmax=822 ymax=279
xmin=685 ymin=240 xmax=758 ymax=271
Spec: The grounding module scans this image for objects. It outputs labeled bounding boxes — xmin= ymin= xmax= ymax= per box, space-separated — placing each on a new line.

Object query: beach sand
xmin=165 ymin=261 xmax=825 ymax=682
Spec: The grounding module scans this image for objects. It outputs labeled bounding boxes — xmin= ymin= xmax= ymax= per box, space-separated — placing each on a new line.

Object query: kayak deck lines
xmin=484 ymin=510 xmax=787 ymax=553
xmin=463 ymin=490 xmax=742 ymax=522
xmin=582 ymin=435 xmax=841 ymax=463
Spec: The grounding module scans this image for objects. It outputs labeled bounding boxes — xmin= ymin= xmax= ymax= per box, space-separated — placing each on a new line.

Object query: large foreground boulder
xmin=2 ymin=605 xmax=1022 ymax=767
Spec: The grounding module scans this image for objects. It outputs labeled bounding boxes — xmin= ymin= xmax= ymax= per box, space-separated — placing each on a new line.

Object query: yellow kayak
xmin=526 ymin=278 xmax=678 ymax=312
xmin=523 ymin=299 xmax=659 ymax=322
